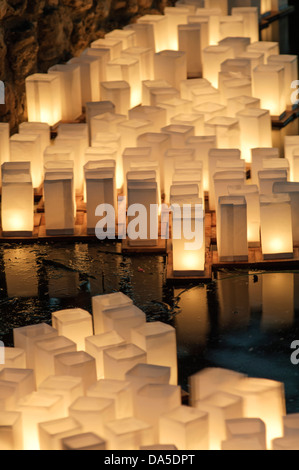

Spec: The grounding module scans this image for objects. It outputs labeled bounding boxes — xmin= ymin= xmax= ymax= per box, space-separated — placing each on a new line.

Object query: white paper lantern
xmin=180 ymin=78 xmax=210 ymax=100
xmin=253 ymin=64 xmax=286 ymax=116
xmin=203 ymin=45 xmax=234 ymax=88
xmin=205 ymin=0 xmax=227 ymax=15
xmin=68 ymin=396 xmax=115 ymax=436
xmin=38 ymin=417 xmax=82 ymax=451
xmin=227 ymin=95 xmax=260 ymax=117
xmin=117 ymin=119 xmax=153 ymax=150
xmin=54 ymin=351 xmax=97 ymax=392
xmin=164 ymin=148 xmax=195 ymax=203
xmin=105 ymin=417 xmax=154 ymax=450
xmin=25 ymin=73 xmax=62 ymax=126
xmin=10 ymin=134 xmax=42 ymax=189
xmin=105 ymin=29 xmax=136 ymax=49
xmin=19 ymin=122 xmax=50 ymax=157
xmin=0 ymin=368 xmax=35 ymax=401
xmin=85 ymin=332 xmax=126 ymax=380
xmin=67 ymin=56 xmax=100 ymax=105
xmin=238 ymin=50 xmax=265 ymax=71
xmin=219 ymin=37 xmax=250 ymax=58
xmin=194 ymin=7 xmax=221 ymax=45
xmin=220 ymin=57 xmax=252 ymax=77
xmin=52 ymin=309 xmax=93 ymax=351
xmin=122 ymin=147 xmax=153 ymax=196
xmin=164 ymin=6 xmax=189 ymax=50
xmin=232 ymin=7 xmax=259 ymax=43
xmin=38 ymin=376 xmax=84 ymax=415
xmin=170 ymin=113 xmax=204 ymax=136
xmin=154 ymin=50 xmax=187 ymax=90
xmin=103 ymin=343 xmax=147 ymax=381
xmin=258 ymin=169 xmax=288 ymax=194
xmin=142 ymin=79 xmax=176 ymax=106
xmin=237 ymin=108 xmax=272 ymax=162
xmin=218 ymin=15 xmax=244 ymax=41
xmin=0 ymin=411 xmax=23 ymax=450
xmin=90 ymin=38 xmax=123 ymax=59
xmin=100 ymin=81 xmax=131 ymax=116
xmin=129 ymin=105 xmax=167 ymax=132
xmin=90 ymin=113 xmax=126 ymax=141
xmin=125 ymin=363 xmax=171 ymax=398
xmin=81 ymin=47 xmax=111 ymax=82
xmin=222 ymin=418 xmax=267 ymax=450
xmin=123 ymin=23 xmax=155 ymax=50
xmin=87 ymin=379 xmax=133 ymax=419
xmin=205 ymin=116 xmax=240 ymax=149
xmin=0 ymin=124 xmax=10 ymax=177
xmin=273 ymin=182 xmax=299 ymax=245
xmin=121 ymin=46 xmax=154 ymax=81
xmin=0 ymin=348 xmax=26 ymax=373
xmin=228 ymin=184 xmax=260 ymax=247
xmin=268 ymin=54 xmax=298 ymax=109
xmin=106 ymin=57 xmax=141 ymax=107
xmin=48 ymin=64 xmax=82 ymax=121
xmin=178 ymin=24 xmax=203 ymax=78
xmin=137 ymin=15 xmax=170 ymax=52
xmin=92 ymin=293 xmax=133 ymax=336
xmin=251 ymin=147 xmax=279 ymax=185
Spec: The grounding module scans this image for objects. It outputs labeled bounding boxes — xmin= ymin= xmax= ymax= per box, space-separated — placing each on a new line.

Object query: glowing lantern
xmin=68 ymin=396 xmax=115 ymax=436
xmin=10 ymin=134 xmax=42 ymax=189
xmin=142 ymin=79 xmax=177 ymax=106
xmin=54 ymin=351 xmax=97 ymax=393
xmin=62 ymin=432 xmax=106 ymax=450
xmin=0 ymin=382 xmax=18 ymax=411
xmin=85 ymin=332 xmax=126 ymax=380
xmin=164 ymin=149 xmax=195 ymax=203
xmin=54 ymin=134 xmax=86 ymax=193
xmin=191 ymin=85 xmax=221 ymax=106
xmin=123 ymin=23 xmax=155 ymax=51
xmin=220 ymin=57 xmax=252 ymax=76
xmin=202 ymin=46 xmax=234 ymax=88
xmin=117 ymin=119 xmax=153 ymax=150
xmin=92 ymin=293 xmax=133 ymax=336
xmin=247 ymin=41 xmax=279 ymax=62
xmin=186 ymin=16 xmax=210 ymax=56
xmin=171 ymin=113 xmax=204 ymax=135
xmin=0 ymin=123 xmax=10 ymax=169
xmin=164 ymin=6 xmax=189 ymax=50
xmin=105 ymin=417 xmax=154 ymax=450
xmin=180 ymin=78 xmax=210 ymax=101
xmin=68 ymin=56 xmax=100 ymax=105
xmin=105 ymin=29 xmax=136 ymax=49
xmin=159 ymin=97 xmax=192 ymax=122
xmin=160 ymin=406 xmax=209 ymax=450
xmin=161 ymin=124 xmax=195 ymax=149
xmin=258 ymin=169 xmax=288 ymax=194
xmin=193 ymin=102 xmax=227 ymax=122
xmin=178 ymin=24 xmax=203 ymax=78
xmin=134 ymin=384 xmax=181 ymax=441
xmin=131 ymin=322 xmax=177 ymax=385
xmin=219 ymin=37 xmax=250 ymax=58
xmin=38 ymin=376 xmax=84 ymax=415
xmin=194 ymin=8 xmax=221 ymax=45
xmin=101 ymin=305 xmax=146 ymax=342
xmin=283 ymin=413 xmax=299 ymax=437
xmin=205 ymin=116 xmax=240 ymax=149
xmin=125 ymin=364 xmax=171 ymax=397
xmin=272 ymin=436 xmax=299 ymax=451
xmin=0 ymin=411 xmax=23 ymax=450
xmin=231 ymin=377 xmax=286 ymax=448
xmin=25 ymin=73 xmax=62 ymax=126
xmin=238 ymin=50 xmax=265 ymax=71
xmin=122 ymin=147 xmax=153 ymax=196
xmin=252 ymin=64 xmax=286 ymax=116
xmin=44 ymin=170 xmax=76 ymax=236
xmin=121 ymin=46 xmax=154 ymax=81
xmin=222 ymin=418 xmax=267 ymax=451
xmin=220 ymin=77 xmax=252 ymax=104
xmin=129 ymin=105 xmax=167 ymax=132
xmin=0 ymin=368 xmax=35 ymax=402
xmin=90 ymin=112 xmax=126 ymax=140
xmin=38 ymin=417 xmax=82 ymax=451
xmin=227 ymin=95 xmax=260 ymax=117
xmin=1 ymin=168 xmax=34 ymax=237
xmin=90 ymin=38 xmax=123 ymax=60
xmin=260 ymin=194 xmax=293 ymax=259
xmin=228 ymin=184 xmax=260 ymax=247
xmin=263 ymin=157 xmax=289 ymax=176
xmin=232 ymin=7 xmax=259 ymax=43
xmin=86 ymin=102 xmax=115 ymax=144
xmin=19 ymin=122 xmax=50 ymax=156
xmin=219 ymin=16 xmax=244 ymax=41
xmin=103 ymin=343 xmax=147 ymax=381
xmin=100 ymin=81 xmax=131 ymax=116
xmin=237 ymin=108 xmax=272 ymax=162
xmin=208 ymin=148 xmax=241 ymax=207
xmin=52 ymin=309 xmax=93 ymax=351
xmin=273 ymin=182 xmax=299 ymax=245
xmin=214 ymin=171 xmax=246 ymax=214
xmin=268 ymin=54 xmax=298 ymax=109
xmin=186 ymin=136 xmax=217 ymax=191
xmin=195 ymin=391 xmax=244 ymax=450
xmin=0 ymin=348 xmax=26 ymax=373
xmin=48 ymin=63 xmax=82 ymax=121
xmin=217 ymin=196 xmax=248 ymax=262
xmin=154 ymin=50 xmax=187 ymax=90
xmin=137 ymin=15 xmax=170 ymax=52
xmin=251 ymin=147 xmax=279 ymax=185
xmin=81 ymin=47 xmax=111 ymax=82
xmin=106 ymin=57 xmax=141 ymax=107
xmin=87 ymin=379 xmax=133 ymax=419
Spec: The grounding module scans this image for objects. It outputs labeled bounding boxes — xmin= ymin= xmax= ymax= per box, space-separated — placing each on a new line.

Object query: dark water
xmin=0 ymin=241 xmax=298 ymax=413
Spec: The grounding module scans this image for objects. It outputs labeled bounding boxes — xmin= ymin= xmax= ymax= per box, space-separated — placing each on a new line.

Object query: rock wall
xmin=0 ymin=0 xmax=171 ymax=131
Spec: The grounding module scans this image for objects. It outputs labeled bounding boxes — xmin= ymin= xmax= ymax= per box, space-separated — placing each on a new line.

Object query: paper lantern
xmin=0 ymin=123 xmax=10 ymax=169
xmin=101 ymin=305 xmax=146 ymax=343
xmin=10 ymin=134 xmax=42 ymax=189
xmin=205 ymin=116 xmax=240 ymax=149
xmin=34 ymin=336 xmax=77 ymax=387
xmin=0 ymin=411 xmax=23 ymax=450
xmin=228 ymin=184 xmax=260 ymax=247
xmin=38 ymin=376 xmax=84 ymax=415
xmin=105 ymin=417 xmax=154 ymax=450
xmin=164 ymin=6 xmax=189 ymax=50
xmin=100 ymin=81 xmax=130 ymax=116
xmin=218 ymin=15 xmax=244 ymax=41
xmin=251 ymin=147 xmax=279 ymax=185
xmin=258 ymin=169 xmax=288 ymax=194
xmin=121 ymin=46 xmax=154 ymax=81
xmin=180 ymin=78 xmax=210 ymax=100
xmin=260 ymin=194 xmax=293 ymax=259
xmin=0 ymin=381 xmax=19 ymax=411
xmin=17 ymin=392 xmax=65 ymax=450
xmin=38 ymin=417 xmax=82 ymax=451
xmin=69 ymin=396 xmax=115 ymax=436
xmin=44 ymin=144 xmax=74 ymax=168
xmin=87 ymin=379 xmax=133 ymax=419
xmin=273 ymin=182 xmax=299 ymax=245
xmin=129 ymin=105 xmax=167 ymax=132
xmin=263 ymin=157 xmax=289 ymax=176
xmin=220 ymin=57 xmax=252 ymax=77
xmin=195 ymin=391 xmax=244 ymax=450
xmin=25 ymin=73 xmax=62 ymax=126
xmin=153 ymin=50 xmax=187 ymax=91
xmin=131 ymin=322 xmax=177 ymax=385
xmin=67 ymin=56 xmax=100 ymax=105
xmin=160 ymin=406 xmax=209 ymax=450
xmin=232 ymin=7 xmax=259 ymax=43
xmin=220 ymin=77 xmax=252 ymax=104
xmin=105 ymin=29 xmax=136 ymax=49
xmin=202 ymin=45 xmax=234 ymax=88
xmin=237 ymin=108 xmax=272 ymax=162
xmin=1 ymin=170 xmax=34 ymax=237
xmin=164 ymin=148 xmax=195 ymax=203
xmin=81 ymin=47 xmax=111 ymax=82
xmin=186 ymin=15 xmax=210 ymax=53
xmin=92 ymin=293 xmax=133 ymax=336
xmin=227 ymin=95 xmax=260 ymax=117
xmin=117 ymin=119 xmax=153 ymax=150
xmin=142 ymin=79 xmax=177 ymax=106
xmin=159 ymin=98 xmax=192 ymax=123
xmin=178 ymin=24 xmax=203 ymax=78
xmin=268 ymin=54 xmax=298 ymax=109
xmin=231 ymin=377 xmax=286 ymax=448
xmin=213 ymin=170 xmax=246 ymax=213
xmin=161 ymin=124 xmax=195 ymax=149
xmin=193 ymin=102 xmax=227 ymax=123
xmin=194 ymin=7 xmax=221 ymax=45
xmin=170 ymin=113 xmax=204 ymax=136
xmin=123 ymin=23 xmax=155 ymax=51
xmin=85 ymin=332 xmax=125 ymax=380
xmin=222 ymin=418 xmax=267 ymax=451
xmin=122 ymin=147 xmax=153 ymax=196
xmin=48 ymin=64 xmax=82 ymax=121
xmin=0 ymin=368 xmax=35 ymax=403
xmin=137 ymin=15 xmax=169 ymax=52
xmin=19 ymin=122 xmax=50 ymax=156
xmin=103 ymin=343 xmax=147 ymax=381
xmin=272 ymin=436 xmax=299 ymax=451
xmin=0 ymin=348 xmax=26 ymax=373
xmin=238 ymin=50 xmax=265 ymax=71
xmin=91 ymin=37 xmax=123 ymax=59
xmin=208 ymin=148 xmax=241 ymax=206
xmin=62 ymin=432 xmax=106 ymax=450
xmin=284 ymin=136 xmax=299 ymax=181
xmin=217 ymin=195 xmax=248 ymax=262
xmin=125 ymin=364 xmax=171 ymax=397
xmin=54 ymin=351 xmax=97 ymax=392
xmin=52 ymin=309 xmax=93 ymax=351
xmin=186 ymin=136 xmax=217 ymax=191
xmin=219 ymin=37 xmax=250 ymax=58
xmin=44 ymin=170 xmax=76 ymax=235
xmin=90 ymin=113 xmax=126 ymax=141
xmin=54 ymin=136 xmax=86 ymax=193
xmin=170 ymin=184 xmax=200 ymax=204
xmin=252 ymin=64 xmax=286 ymax=116
xmin=106 ymin=57 xmax=141 ymax=107
xmin=134 ymin=384 xmax=181 ymax=441
xmin=248 ymin=41 xmax=279 ymax=62
xmin=205 ymin=0 xmax=227 ymax=15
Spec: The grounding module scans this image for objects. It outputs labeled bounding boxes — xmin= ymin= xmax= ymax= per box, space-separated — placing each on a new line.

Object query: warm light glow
xmin=269 ymin=238 xmax=284 ymax=253
xmin=7 ymin=214 xmax=26 ymax=232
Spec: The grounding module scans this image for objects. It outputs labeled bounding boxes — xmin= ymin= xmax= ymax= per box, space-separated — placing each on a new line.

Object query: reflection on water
xmin=0 ymin=242 xmax=299 ymax=412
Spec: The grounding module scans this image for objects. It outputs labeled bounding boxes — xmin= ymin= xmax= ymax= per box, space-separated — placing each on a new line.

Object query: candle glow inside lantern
xmin=68 ymin=396 xmax=115 ymax=436
xmin=142 ymin=79 xmax=177 ymax=106
xmin=159 ymin=406 xmax=209 ymax=450
xmin=117 ymin=119 xmax=153 ymax=151
xmin=82 ymin=47 xmax=111 ymax=82
xmin=131 ymin=322 xmax=178 ymax=385
xmin=268 ymin=54 xmax=298 ymax=109
xmin=48 ymin=64 xmax=82 ymax=121
xmin=164 ymin=6 xmax=189 ymax=50
xmin=252 ymin=64 xmax=286 ymax=117
xmin=202 ymin=45 xmax=234 ymax=88
xmin=205 ymin=0 xmax=227 ymax=15
xmin=101 ymin=305 xmax=146 ymax=343
xmin=38 ymin=376 xmax=84 ymax=415
xmin=260 ymin=194 xmax=293 ymax=259
xmin=105 ymin=417 xmax=154 ymax=450
xmin=38 ymin=417 xmax=82 ymax=451
xmin=171 ymin=113 xmax=204 ymax=136
xmin=217 ymin=196 xmax=248 ymax=262
xmin=106 ymin=57 xmax=141 ymax=108
xmin=222 ymin=418 xmax=267 ymax=451
xmin=273 ymin=182 xmax=299 ymax=246
xmin=68 ymin=56 xmax=100 ymax=105
xmin=103 ymin=344 xmax=147 ymax=381
xmin=85 ymin=332 xmax=126 ymax=380
xmin=219 ymin=77 xmax=252 ymax=104
xmin=121 ymin=46 xmax=154 ymax=81
xmin=100 ymin=81 xmax=131 ymax=116
xmin=154 ymin=50 xmax=187 ymax=90
xmin=61 ymin=432 xmax=106 ymax=451
xmin=180 ymin=78 xmax=210 ymax=101
xmin=10 ymin=134 xmax=42 ymax=189
xmin=232 ymin=7 xmax=259 ymax=43
xmin=194 ymin=7 xmax=221 ymax=45
xmin=25 ymin=73 xmax=62 ymax=126
xmin=0 ymin=368 xmax=35 ymax=402
xmin=137 ymin=15 xmax=170 ymax=52
xmin=251 ymin=147 xmax=279 ymax=185
xmin=161 ymin=124 xmax=195 ymax=149
xmin=0 ymin=411 xmax=23 ymax=450
xmin=228 ymin=184 xmax=260 ymax=247
xmin=52 ymin=309 xmax=93 ymax=351
xmin=122 ymin=147 xmax=153 ymax=196
xmin=205 ymin=116 xmax=240 ymax=149
xmin=237 ymin=108 xmax=272 ymax=162
xmin=1 ymin=167 xmax=34 ymax=237
xmin=19 ymin=122 xmax=50 ymax=157
xmin=178 ymin=24 xmax=203 ymax=78
xmin=213 ymin=170 xmax=246 ymax=214
xmin=227 ymin=95 xmax=260 ymax=118
xmin=87 ymin=379 xmax=133 ymax=419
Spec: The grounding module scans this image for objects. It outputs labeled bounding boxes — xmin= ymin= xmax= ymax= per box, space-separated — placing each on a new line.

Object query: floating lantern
xmin=68 ymin=396 xmax=115 ymax=436
xmin=68 ymin=56 xmax=100 ymax=105
xmin=91 ymin=38 xmax=123 ymax=60
xmin=137 ymin=15 xmax=170 ymax=52
xmin=25 ymin=73 xmax=62 ymax=126
xmin=164 ymin=6 xmax=189 ymax=50
xmin=92 ymin=293 xmax=133 ymax=336
xmin=217 ymin=196 xmax=248 ymax=262
xmin=222 ymin=418 xmax=267 ymax=451
xmin=62 ymin=432 xmax=106 ymax=451
xmin=48 ymin=64 xmax=82 ymax=121
xmin=252 ymin=64 xmax=286 ymax=116
xmin=237 ymin=108 xmax=272 ymax=162
xmin=105 ymin=417 xmax=154 ymax=450
xmin=129 ymin=105 xmax=167 ymax=132
xmin=178 ymin=24 xmax=203 ymax=78
xmin=106 ymin=57 xmax=141 ymax=107
xmin=196 ymin=391 xmax=244 ymax=450
xmin=205 ymin=116 xmax=240 ymax=149
xmin=0 ymin=411 xmax=23 ymax=450
xmin=10 ymin=134 xmax=42 ymax=189
xmin=100 ymin=81 xmax=131 ymax=116
xmin=247 ymin=41 xmax=279 ymax=62
xmin=228 ymin=184 xmax=260 ymax=247
xmin=260 ymin=194 xmax=293 ymax=259
xmin=105 ymin=29 xmax=136 ymax=49
xmin=154 ymin=50 xmax=187 ymax=90
xmin=258 ymin=169 xmax=288 ymax=194
xmin=232 ymin=7 xmax=259 ymax=43
xmin=159 ymin=406 xmax=209 ymax=450
xmin=273 ymin=182 xmax=299 ymax=245
xmin=87 ymin=379 xmax=133 ymax=419
xmin=0 ymin=368 xmax=35 ymax=402
xmin=54 ymin=352 xmax=97 ymax=393
xmin=38 ymin=417 xmax=82 ymax=451
xmin=85 ymin=332 xmax=126 ymax=380
xmin=202 ymin=46 xmax=234 ymax=88
xmin=131 ymin=322 xmax=177 ymax=385
xmin=121 ymin=46 xmax=154 ymax=81
xmin=103 ymin=344 xmax=147 ymax=381
xmin=100 ymin=305 xmax=146 ymax=343
xmin=38 ymin=376 xmax=84 ymax=415
xmin=52 ymin=309 xmax=93 ymax=351
xmin=268 ymin=54 xmax=298 ymax=109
